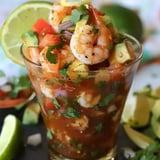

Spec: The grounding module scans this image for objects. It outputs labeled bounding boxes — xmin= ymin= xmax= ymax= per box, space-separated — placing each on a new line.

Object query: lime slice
xmin=61 ymin=0 xmax=91 ymax=6
xmin=122 ymin=94 xmax=150 ymax=128
xmin=123 ymin=124 xmax=155 ymax=149
xmin=0 ymin=1 xmax=52 ymax=66
xmin=0 ymin=114 xmax=23 ymax=160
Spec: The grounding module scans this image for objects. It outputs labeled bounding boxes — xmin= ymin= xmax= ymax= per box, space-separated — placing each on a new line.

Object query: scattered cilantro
xmin=46 ymin=47 xmax=58 ymax=64
xmin=70 ymin=139 xmax=83 ymax=149
xmin=70 ymin=5 xmax=89 ymax=24
xmin=47 ymin=128 xmax=53 ymax=140
xmin=94 ymin=93 xmax=115 ymax=109
xmin=129 ymin=143 xmax=160 ymax=160
xmin=63 ymin=107 xmax=80 ymax=119
xmin=52 ymin=97 xmax=61 ymax=109
xmin=9 ymin=75 xmax=31 ymax=98
xmin=95 ymin=123 xmax=103 ymax=132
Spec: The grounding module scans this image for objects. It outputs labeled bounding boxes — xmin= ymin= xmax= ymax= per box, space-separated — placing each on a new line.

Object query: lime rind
xmin=0 ymin=1 xmax=52 ymax=66
xmin=0 ymin=114 xmax=23 ymax=160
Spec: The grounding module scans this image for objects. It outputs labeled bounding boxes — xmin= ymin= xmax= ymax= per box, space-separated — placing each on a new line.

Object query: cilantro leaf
xmin=52 ymin=97 xmax=61 ymax=109
xmin=63 ymin=107 xmax=80 ymax=119
xmin=70 ymin=9 xmax=82 ymax=24
xmin=9 ymin=76 xmax=31 ymax=98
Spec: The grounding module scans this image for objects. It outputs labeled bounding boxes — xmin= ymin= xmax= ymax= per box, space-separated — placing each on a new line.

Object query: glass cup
xmin=21 ymin=33 xmax=142 ymax=160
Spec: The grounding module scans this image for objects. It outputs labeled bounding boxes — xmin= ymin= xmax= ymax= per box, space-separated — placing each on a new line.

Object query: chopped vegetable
xmin=27 ymin=133 xmax=42 ymax=146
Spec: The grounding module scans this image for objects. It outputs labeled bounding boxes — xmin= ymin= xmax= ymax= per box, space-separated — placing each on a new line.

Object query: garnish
xmin=63 ymin=107 xmax=80 ymax=119
xmin=70 ymin=5 xmax=89 ymax=24
xmin=9 ymin=76 xmax=32 ymax=98
xmin=129 ymin=143 xmax=160 ymax=160
xmin=52 ymin=97 xmax=61 ymax=109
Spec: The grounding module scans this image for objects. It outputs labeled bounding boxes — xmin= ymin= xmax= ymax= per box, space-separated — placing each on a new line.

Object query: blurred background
xmin=0 ymin=0 xmax=160 ymax=76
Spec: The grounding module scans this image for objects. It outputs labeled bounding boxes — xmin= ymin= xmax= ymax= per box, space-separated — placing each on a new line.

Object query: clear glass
xmin=21 ymin=34 xmax=142 ymax=160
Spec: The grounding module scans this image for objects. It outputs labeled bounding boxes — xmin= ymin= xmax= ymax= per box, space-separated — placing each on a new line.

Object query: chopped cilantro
xmin=46 ymin=47 xmax=58 ymax=64
xmin=95 ymin=94 xmax=115 ymax=109
xmin=70 ymin=5 xmax=89 ymax=24
xmin=63 ymin=107 xmax=80 ymax=119
xmin=47 ymin=128 xmax=53 ymax=140
xmin=9 ymin=76 xmax=31 ymax=98
xmin=52 ymin=97 xmax=61 ymax=109
xmin=130 ymin=143 xmax=160 ymax=160
xmin=95 ymin=123 xmax=103 ymax=132
xmin=70 ymin=139 xmax=83 ymax=149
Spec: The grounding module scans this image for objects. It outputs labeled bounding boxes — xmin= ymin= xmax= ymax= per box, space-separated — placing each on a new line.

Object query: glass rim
xmin=21 ymin=33 xmax=143 ymax=71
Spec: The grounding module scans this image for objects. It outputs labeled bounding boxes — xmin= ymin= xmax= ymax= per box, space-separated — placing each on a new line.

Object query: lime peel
xmin=123 ymin=124 xmax=155 ymax=149
xmin=0 ymin=114 xmax=23 ymax=160
xmin=0 ymin=1 xmax=52 ymax=66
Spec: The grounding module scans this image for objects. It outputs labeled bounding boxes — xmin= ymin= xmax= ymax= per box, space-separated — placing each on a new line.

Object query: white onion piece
xmin=27 ymin=133 xmax=42 ymax=146
xmin=0 ymin=84 xmax=12 ymax=92
xmin=0 ymin=77 xmax=8 ymax=86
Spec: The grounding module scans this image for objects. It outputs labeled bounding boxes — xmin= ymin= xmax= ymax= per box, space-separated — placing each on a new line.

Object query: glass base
xmin=49 ymin=147 xmax=116 ymax=160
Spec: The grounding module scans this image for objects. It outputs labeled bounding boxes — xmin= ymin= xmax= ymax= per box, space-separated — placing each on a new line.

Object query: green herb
xmin=9 ymin=76 xmax=31 ymax=98
xmin=60 ymin=63 xmax=69 ymax=77
xmin=63 ymin=107 xmax=80 ymax=119
xmin=95 ymin=94 xmax=115 ymax=109
xmin=47 ymin=128 xmax=53 ymax=140
xmin=130 ymin=143 xmax=160 ymax=160
xmin=97 ymin=81 xmax=107 ymax=94
xmin=95 ymin=123 xmax=103 ymax=132
xmin=52 ymin=97 xmax=61 ymax=109
xmin=70 ymin=139 xmax=83 ymax=149
xmin=46 ymin=48 xmax=58 ymax=64
xmin=70 ymin=5 xmax=89 ymax=24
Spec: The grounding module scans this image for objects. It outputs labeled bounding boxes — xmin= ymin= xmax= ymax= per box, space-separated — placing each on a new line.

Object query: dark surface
xmin=0 ymin=108 xmax=137 ymax=160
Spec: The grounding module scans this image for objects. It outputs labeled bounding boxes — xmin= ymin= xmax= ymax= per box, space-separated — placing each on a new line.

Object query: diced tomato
xmin=32 ymin=18 xmax=55 ymax=35
xmin=0 ymin=89 xmax=9 ymax=98
xmin=44 ymin=98 xmax=54 ymax=111
xmin=39 ymin=34 xmax=61 ymax=48
xmin=0 ymin=97 xmax=27 ymax=108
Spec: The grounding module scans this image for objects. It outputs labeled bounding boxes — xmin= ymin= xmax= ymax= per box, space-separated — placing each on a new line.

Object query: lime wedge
xmin=0 ymin=1 xmax=52 ymax=66
xmin=0 ymin=114 xmax=23 ymax=160
xmin=123 ymin=124 xmax=155 ymax=149
xmin=61 ymin=0 xmax=91 ymax=6
xmin=122 ymin=94 xmax=151 ymax=128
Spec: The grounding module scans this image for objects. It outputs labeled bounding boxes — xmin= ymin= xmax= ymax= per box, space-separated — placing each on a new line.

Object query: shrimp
xmin=70 ymin=6 xmax=113 ymax=65
xmin=49 ymin=2 xmax=72 ymax=31
xmin=39 ymin=45 xmax=75 ymax=74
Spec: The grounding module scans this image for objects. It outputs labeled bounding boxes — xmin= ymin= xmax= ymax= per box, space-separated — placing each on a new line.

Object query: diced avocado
xmin=67 ymin=59 xmax=89 ymax=80
xmin=22 ymin=102 xmax=40 ymax=125
xmin=114 ymin=41 xmax=134 ymax=64
xmin=21 ymin=31 xmax=38 ymax=46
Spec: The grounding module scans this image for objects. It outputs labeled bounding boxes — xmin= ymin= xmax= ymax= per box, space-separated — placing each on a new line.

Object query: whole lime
xmin=100 ymin=4 xmax=144 ymax=42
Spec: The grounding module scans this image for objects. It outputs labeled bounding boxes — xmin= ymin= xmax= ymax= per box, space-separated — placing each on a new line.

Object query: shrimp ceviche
xmin=21 ymin=1 xmax=141 ymax=160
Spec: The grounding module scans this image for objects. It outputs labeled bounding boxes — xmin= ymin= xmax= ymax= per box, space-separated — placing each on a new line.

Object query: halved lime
xmin=0 ymin=114 xmax=23 ymax=160
xmin=0 ymin=1 xmax=52 ymax=66
xmin=123 ymin=124 xmax=155 ymax=149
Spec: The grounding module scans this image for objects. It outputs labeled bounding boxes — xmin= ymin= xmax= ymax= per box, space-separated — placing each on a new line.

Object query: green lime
xmin=0 ymin=1 xmax=52 ymax=66
xmin=123 ymin=124 xmax=155 ymax=149
xmin=0 ymin=114 xmax=23 ymax=160
xmin=100 ymin=4 xmax=144 ymax=42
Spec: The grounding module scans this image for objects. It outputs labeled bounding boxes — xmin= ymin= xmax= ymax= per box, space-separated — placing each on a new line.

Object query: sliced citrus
xmin=123 ymin=124 xmax=155 ymax=149
xmin=122 ymin=94 xmax=151 ymax=128
xmin=0 ymin=1 xmax=52 ymax=66
xmin=60 ymin=0 xmax=91 ymax=6
xmin=0 ymin=114 xmax=23 ymax=160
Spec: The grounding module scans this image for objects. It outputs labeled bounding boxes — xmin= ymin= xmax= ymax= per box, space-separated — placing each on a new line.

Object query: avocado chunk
xmin=21 ymin=31 xmax=38 ymax=46
xmin=114 ymin=41 xmax=134 ymax=64
xmin=22 ymin=102 xmax=40 ymax=125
